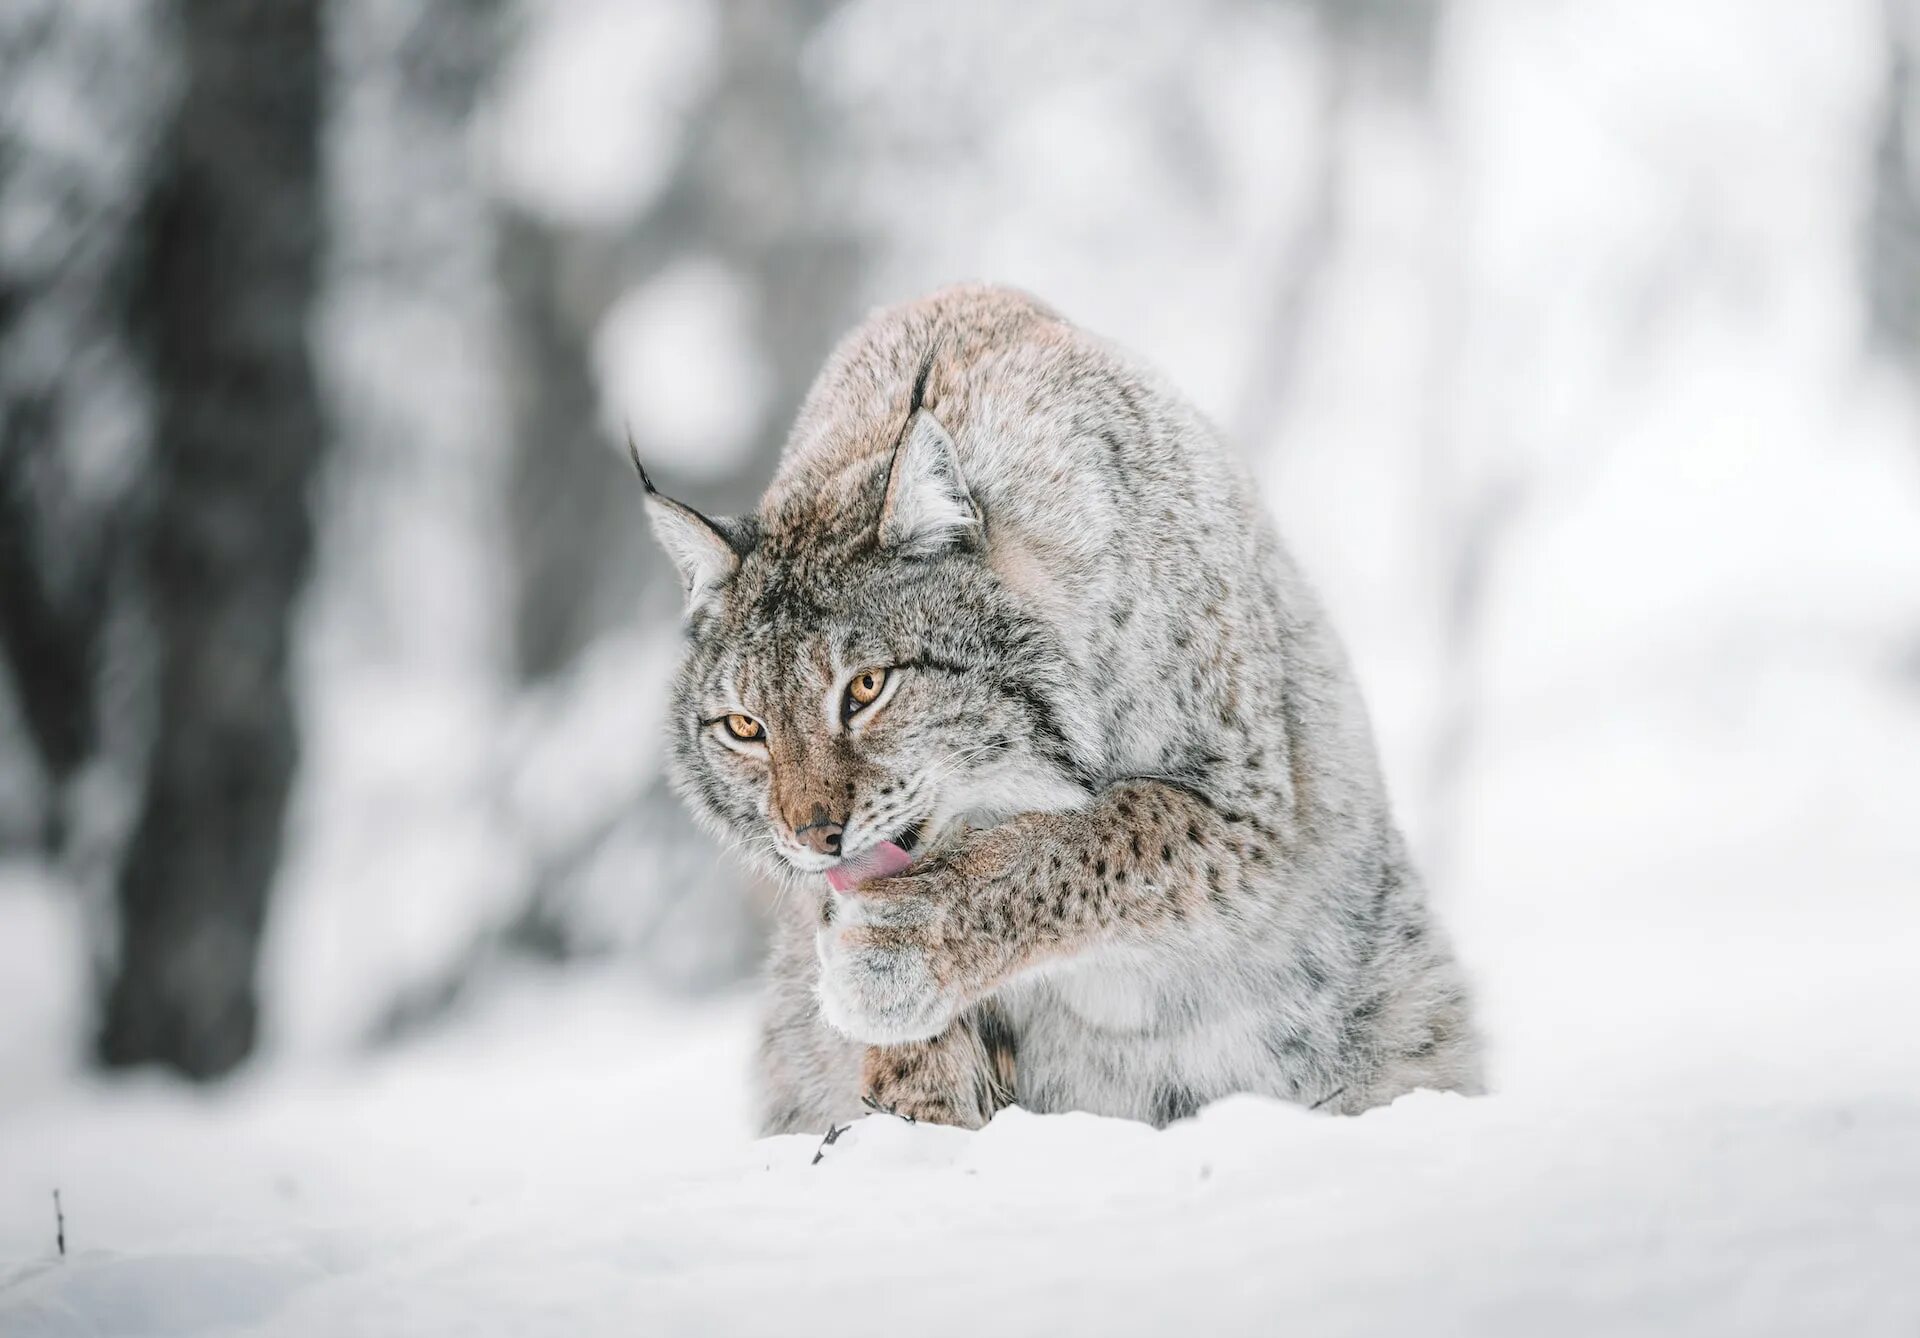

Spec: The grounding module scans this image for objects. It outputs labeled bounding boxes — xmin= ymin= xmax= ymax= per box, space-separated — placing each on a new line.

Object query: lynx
xmin=641 ymin=284 xmax=1482 ymax=1132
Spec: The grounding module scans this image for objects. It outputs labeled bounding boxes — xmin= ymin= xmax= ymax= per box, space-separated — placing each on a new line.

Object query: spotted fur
xmin=643 ymin=283 xmax=1483 ymax=1132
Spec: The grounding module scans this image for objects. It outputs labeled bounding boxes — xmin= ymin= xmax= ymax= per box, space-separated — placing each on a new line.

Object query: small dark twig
xmin=53 ymin=1189 xmax=65 ymax=1257
xmin=811 ymin=1122 xmax=848 ymax=1166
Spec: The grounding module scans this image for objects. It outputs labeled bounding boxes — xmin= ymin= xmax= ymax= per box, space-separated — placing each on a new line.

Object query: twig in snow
xmin=811 ymin=1122 xmax=848 ymax=1165
xmin=53 ymin=1189 xmax=65 ymax=1258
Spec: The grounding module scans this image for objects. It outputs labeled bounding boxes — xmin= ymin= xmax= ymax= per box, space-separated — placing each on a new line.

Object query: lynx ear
xmin=878 ymin=411 xmax=980 ymax=556
xmin=646 ymin=492 xmax=742 ymax=610
xmin=631 ymin=443 xmax=743 ymax=611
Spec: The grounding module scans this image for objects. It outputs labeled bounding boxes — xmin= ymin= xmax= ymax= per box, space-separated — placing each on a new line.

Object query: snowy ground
xmin=3 ymin=888 xmax=1918 ymax=1335
xmin=3 ymin=658 xmax=1919 ymax=1335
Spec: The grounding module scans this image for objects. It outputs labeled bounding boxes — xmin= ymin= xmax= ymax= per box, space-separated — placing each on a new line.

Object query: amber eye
xmin=722 ymin=713 xmax=764 ymax=742
xmin=844 ymin=667 xmax=889 ymax=716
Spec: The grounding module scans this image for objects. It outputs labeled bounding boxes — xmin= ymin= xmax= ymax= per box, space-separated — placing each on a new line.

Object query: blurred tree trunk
xmin=1868 ymin=0 xmax=1919 ymax=363
xmin=0 ymin=441 xmax=107 ymax=827
xmin=498 ymin=209 xmax=610 ymax=679
xmin=1232 ymin=0 xmax=1440 ymax=456
xmin=503 ymin=0 xmax=865 ymax=681
xmin=98 ymin=0 xmax=324 ymax=1079
xmin=490 ymin=0 xmax=862 ymax=992
xmin=0 ymin=6 xmax=161 ymax=854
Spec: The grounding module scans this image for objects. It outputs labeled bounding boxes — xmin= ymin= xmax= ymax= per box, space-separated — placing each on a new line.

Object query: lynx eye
xmin=722 ymin=713 xmax=764 ymax=742
xmin=843 ymin=667 xmax=889 ymax=717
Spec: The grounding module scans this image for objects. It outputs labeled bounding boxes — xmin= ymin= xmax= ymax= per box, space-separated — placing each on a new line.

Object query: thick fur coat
xmin=643 ymin=284 xmax=1482 ymax=1132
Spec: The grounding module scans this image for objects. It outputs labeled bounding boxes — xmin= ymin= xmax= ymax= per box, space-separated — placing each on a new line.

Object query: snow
xmin=4 ymin=864 xmax=1919 ymax=1335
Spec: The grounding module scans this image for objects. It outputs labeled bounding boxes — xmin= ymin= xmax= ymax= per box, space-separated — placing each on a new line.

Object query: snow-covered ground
xmin=4 ymin=844 xmax=1918 ymax=1336
xmin=9 ymin=607 xmax=1919 ymax=1336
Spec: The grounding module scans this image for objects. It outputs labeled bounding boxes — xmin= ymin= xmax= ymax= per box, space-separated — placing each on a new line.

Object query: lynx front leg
xmin=818 ymin=780 xmax=1277 ymax=1042
xmin=861 ymin=1006 xmax=1015 ymax=1130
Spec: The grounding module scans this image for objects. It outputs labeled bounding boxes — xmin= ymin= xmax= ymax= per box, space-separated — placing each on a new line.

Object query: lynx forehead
xmin=642 ymin=283 xmax=1482 ymax=1133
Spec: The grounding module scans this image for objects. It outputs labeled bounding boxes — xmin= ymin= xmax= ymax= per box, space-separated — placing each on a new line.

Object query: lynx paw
xmin=861 ymin=1028 xmax=1002 ymax=1131
xmin=815 ymin=885 xmax=962 ymax=1044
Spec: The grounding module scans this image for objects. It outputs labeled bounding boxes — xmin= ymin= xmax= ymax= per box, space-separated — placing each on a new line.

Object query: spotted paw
xmin=815 ymin=883 xmax=964 ymax=1044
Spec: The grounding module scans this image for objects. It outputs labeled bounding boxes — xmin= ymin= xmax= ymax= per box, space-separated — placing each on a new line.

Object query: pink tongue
xmin=825 ymin=839 xmax=914 ymax=893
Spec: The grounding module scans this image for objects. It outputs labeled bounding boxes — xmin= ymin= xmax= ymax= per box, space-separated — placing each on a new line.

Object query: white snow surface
xmin=3 ymin=899 xmax=1918 ymax=1335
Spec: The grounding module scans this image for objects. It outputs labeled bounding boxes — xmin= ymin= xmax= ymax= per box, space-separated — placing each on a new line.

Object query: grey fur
xmin=644 ymin=283 xmax=1483 ymax=1133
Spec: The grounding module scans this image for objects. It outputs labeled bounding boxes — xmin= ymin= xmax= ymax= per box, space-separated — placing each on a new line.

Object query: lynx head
xmin=638 ymin=374 xmax=1089 ymax=886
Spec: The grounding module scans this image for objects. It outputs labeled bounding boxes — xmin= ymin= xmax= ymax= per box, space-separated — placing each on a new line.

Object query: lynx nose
xmin=796 ymin=816 xmax=843 ymax=856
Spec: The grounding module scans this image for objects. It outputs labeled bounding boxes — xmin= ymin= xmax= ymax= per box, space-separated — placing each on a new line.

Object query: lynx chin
xmin=640 ymin=283 xmax=1482 ymax=1132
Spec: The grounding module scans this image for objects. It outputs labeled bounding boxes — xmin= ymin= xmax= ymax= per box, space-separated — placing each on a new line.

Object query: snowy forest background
xmin=6 ymin=0 xmax=1917 ymax=1080
xmin=3 ymin=2 xmax=1920 ymax=1328
xmin=5 ymin=0 xmax=1920 ymax=1078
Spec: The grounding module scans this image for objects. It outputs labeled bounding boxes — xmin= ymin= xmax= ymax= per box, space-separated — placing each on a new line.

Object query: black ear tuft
xmin=907 ymin=345 xmax=937 ymax=419
xmin=625 ymin=427 xmax=658 ymax=495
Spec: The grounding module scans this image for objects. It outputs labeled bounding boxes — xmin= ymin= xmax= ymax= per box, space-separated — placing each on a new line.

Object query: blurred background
xmin=2 ymin=0 xmax=1918 ymax=1097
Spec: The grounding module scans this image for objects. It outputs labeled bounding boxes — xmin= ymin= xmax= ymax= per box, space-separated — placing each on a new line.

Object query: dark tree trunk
xmin=98 ymin=0 xmax=325 ymax=1079
xmin=502 ymin=0 xmax=866 ymax=681
xmin=0 ymin=441 xmax=107 ymax=792
xmin=1867 ymin=0 xmax=1919 ymax=362
xmin=499 ymin=207 xmax=618 ymax=680
xmin=0 ymin=8 xmax=160 ymax=851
